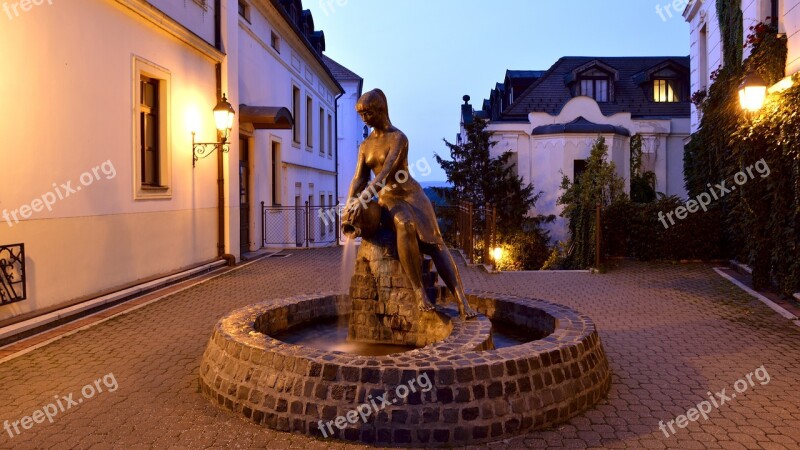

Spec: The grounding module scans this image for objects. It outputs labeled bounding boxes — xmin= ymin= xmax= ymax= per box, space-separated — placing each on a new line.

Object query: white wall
xmin=0 ymin=0 xmax=229 ymax=321
xmin=687 ymin=0 xmax=800 ymax=131
xmin=486 ymin=97 xmax=688 ymax=243
xmin=237 ymin=0 xmax=341 ymax=249
xmin=337 ymin=79 xmax=365 ymax=205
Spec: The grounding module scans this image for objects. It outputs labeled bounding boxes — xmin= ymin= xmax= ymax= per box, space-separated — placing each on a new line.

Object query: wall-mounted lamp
xmin=193 ymin=94 xmax=236 ymax=167
xmin=738 ymin=71 xmax=768 ymax=113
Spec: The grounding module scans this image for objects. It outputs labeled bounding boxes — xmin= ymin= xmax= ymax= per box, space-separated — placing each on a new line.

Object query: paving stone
xmin=0 ymin=251 xmax=798 ymax=449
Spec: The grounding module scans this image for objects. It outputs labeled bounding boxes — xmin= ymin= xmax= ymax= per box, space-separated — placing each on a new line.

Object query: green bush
xmin=602 ymin=197 xmax=727 ymax=261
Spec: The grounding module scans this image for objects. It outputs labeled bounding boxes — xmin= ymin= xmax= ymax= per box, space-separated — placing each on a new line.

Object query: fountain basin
xmin=198 ymin=291 xmax=610 ymax=446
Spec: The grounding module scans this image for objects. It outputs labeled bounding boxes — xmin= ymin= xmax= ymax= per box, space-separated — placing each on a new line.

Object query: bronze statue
xmin=343 ymin=89 xmax=478 ymax=320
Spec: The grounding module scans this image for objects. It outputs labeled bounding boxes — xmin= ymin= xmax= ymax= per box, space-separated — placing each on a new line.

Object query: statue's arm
xmin=365 ymin=134 xmax=407 ymax=194
xmin=347 ymin=145 xmax=370 ymax=202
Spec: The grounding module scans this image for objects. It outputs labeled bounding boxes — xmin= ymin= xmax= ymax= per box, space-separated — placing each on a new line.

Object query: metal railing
xmin=261 ymin=202 xmax=340 ymax=248
xmin=0 ymin=243 xmax=26 ymax=305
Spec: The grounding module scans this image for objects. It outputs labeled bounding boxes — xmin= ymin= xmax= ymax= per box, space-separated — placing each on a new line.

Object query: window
xmin=238 ymin=1 xmax=250 ymax=21
xmin=320 ymin=194 xmax=326 ymax=237
xmin=328 ymin=194 xmax=334 ymax=233
xmin=271 ymin=32 xmax=280 ymax=53
xmin=327 ymin=114 xmax=333 ymax=157
xmin=133 ymin=57 xmax=171 ymax=199
xmin=580 ymin=78 xmax=609 ymax=102
xmin=271 ymin=141 xmax=281 ymax=205
xmin=574 ymin=160 xmax=588 ymax=183
xmin=140 ymin=76 xmax=160 ymax=186
xmin=319 ymin=107 xmax=325 ymax=155
xmin=509 ymin=87 xmax=514 ymax=105
xmin=653 ymin=79 xmax=682 ymax=102
xmin=292 ymin=86 xmax=301 ymax=144
xmin=306 ymin=96 xmax=313 ymax=149
xmin=699 ymin=24 xmax=708 ymax=90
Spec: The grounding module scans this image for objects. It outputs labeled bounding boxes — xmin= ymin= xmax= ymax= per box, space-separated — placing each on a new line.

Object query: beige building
xmin=0 ymin=0 xmax=359 ymax=337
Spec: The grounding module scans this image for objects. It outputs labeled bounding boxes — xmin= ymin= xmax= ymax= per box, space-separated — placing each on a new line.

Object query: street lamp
xmin=738 ymin=71 xmax=768 ymax=113
xmin=193 ymin=94 xmax=236 ymax=167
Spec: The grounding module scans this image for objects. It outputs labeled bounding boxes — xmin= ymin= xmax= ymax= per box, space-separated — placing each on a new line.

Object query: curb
xmin=713 ymin=267 xmax=799 ymax=325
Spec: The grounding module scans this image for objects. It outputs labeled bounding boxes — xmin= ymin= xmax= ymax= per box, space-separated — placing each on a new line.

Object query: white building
xmin=323 ymin=56 xmax=366 ymax=208
xmin=0 ymin=0 xmax=356 ymax=330
xmin=238 ymin=0 xmax=344 ymax=249
xmin=463 ymin=57 xmax=691 ymax=242
xmin=684 ymin=0 xmax=800 ymax=131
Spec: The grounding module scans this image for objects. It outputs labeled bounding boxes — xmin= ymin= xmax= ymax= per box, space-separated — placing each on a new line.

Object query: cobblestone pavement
xmin=1 ymin=248 xmax=799 ymax=450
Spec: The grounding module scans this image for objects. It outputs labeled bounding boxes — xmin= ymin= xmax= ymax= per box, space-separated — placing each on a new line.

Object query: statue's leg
xmin=428 ymin=243 xmax=478 ymax=320
xmin=394 ymin=216 xmax=436 ymax=312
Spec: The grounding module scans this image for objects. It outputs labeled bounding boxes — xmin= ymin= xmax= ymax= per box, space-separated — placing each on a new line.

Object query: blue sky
xmin=312 ymin=0 xmax=691 ymax=182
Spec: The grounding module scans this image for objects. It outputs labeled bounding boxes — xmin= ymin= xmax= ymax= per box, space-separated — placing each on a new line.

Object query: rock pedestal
xmin=347 ymin=228 xmax=451 ymax=348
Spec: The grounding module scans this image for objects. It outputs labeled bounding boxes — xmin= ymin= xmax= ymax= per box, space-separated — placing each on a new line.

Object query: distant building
xmin=461 ymin=57 xmax=691 ymax=241
xmin=683 ymin=0 xmax=799 ymax=132
xmin=323 ymin=55 xmax=366 ymax=207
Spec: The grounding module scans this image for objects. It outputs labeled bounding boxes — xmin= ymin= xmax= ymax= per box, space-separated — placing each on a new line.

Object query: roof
xmin=531 ymin=117 xmax=630 ymax=136
xmin=269 ymin=0 xmax=343 ymax=95
xmin=506 ymin=70 xmax=547 ymax=80
xmin=501 ymin=56 xmax=691 ymax=120
xmin=239 ymin=105 xmax=294 ymax=129
xmin=322 ymin=55 xmax=363 ymax=82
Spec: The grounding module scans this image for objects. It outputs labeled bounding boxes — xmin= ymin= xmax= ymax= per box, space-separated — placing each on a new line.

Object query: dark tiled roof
xmin=501 ymin=56 xmax=691 ymax=120
xmin=322 ymin=55 xmax=363 ymax=82
xmin=506 ymin=70 xmax=547 ymax=80
xmin=531 ymin=117 xmax=630 ymax=136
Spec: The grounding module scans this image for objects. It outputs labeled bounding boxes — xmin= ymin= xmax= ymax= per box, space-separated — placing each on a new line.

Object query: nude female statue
xmin=344 ymin=89 xmax=478 ymax=320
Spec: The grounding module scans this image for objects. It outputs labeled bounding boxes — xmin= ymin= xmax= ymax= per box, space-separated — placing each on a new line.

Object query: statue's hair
xmin=357 ymin=89 xmax=390 ymax=122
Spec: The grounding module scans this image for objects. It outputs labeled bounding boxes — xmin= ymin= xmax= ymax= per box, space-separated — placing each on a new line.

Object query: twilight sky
xmin=311 ymin=0 xmax=691 ymax=182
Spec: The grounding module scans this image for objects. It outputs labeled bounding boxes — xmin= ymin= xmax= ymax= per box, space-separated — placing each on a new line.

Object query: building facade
xmin=0 ymin=0 xmax=356 ymax=327
xmin=462 ymin=57 xmax=691 ymax=242
xmin=684 ymin=0 xmax=800 ymax=131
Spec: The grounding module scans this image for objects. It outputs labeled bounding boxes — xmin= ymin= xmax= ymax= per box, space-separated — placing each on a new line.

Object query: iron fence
xmin=434 ymin=202 xmax=496 ymax=265
xmin=0 ymin=243 xmax=26 ymax=305
xmin=262 ymin=202 xmax=340 ymax=248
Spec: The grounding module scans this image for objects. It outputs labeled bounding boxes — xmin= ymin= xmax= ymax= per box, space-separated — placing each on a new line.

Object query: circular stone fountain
xmin=199 ymin=290 xmax=610 ymax=446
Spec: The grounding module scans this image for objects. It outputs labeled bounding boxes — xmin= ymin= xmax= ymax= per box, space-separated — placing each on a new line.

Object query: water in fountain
xmin=271 ymin=315 xmax=540 ymax=355
xmin=340 ymin=236 xmax=357 ymax=292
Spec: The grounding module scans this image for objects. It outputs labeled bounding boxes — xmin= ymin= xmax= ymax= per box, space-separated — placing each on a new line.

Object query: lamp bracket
xmin=192 ymin=132 xmax=230 ymax=168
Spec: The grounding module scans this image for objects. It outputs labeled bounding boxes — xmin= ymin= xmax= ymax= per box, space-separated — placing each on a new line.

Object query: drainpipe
xmin=213 ymin=3 xmax=234 ymax=264
xmin=334 ymin=91 xmax=343 ymax=246
xmin=214 ymin=0 xmax=221 ymax=49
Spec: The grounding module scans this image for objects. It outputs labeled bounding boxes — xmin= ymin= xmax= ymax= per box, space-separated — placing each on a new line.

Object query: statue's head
xmin=356 ymin=89 xmax=390 ymax=129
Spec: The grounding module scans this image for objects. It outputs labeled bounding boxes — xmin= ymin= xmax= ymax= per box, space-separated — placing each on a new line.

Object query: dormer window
xmin=566 ymin=61 xmax=618 ymax=103
xmin=653 ymin=79 xmax=682 ymax=102
xmin=580 ymin=76 xmax=609 ymax=102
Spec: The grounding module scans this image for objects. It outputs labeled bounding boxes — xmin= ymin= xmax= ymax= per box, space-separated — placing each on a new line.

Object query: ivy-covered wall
xmin=684 ymin=3 xmax=797 ymax=294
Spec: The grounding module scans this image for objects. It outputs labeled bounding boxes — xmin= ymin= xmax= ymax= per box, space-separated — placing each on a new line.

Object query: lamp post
xmin=193 ymin=94 xmax=236 ymax=167
xmin=738 ymin=71 xmax=768 ymax=113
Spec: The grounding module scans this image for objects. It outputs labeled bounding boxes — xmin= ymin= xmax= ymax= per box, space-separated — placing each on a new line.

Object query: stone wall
xmin=348 ymin=229 xmax=451 ymax=348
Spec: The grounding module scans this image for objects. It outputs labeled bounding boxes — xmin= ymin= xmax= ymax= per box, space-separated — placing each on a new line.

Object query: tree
xmin=435 ymin=118 xmax=549 ymax=237
xmin=557 ymin=137 xmax=626 ymax=269
xmin=435 ymin=118 xmax=553 ymax=269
